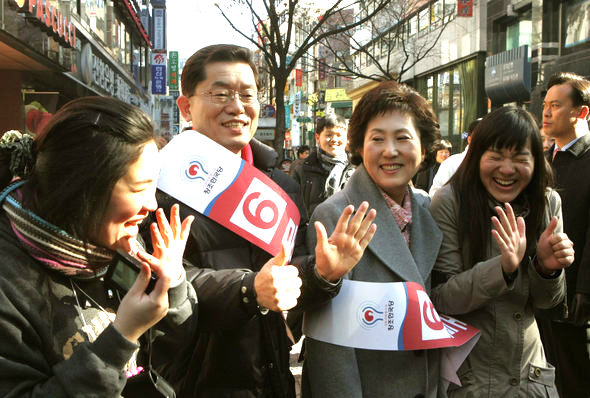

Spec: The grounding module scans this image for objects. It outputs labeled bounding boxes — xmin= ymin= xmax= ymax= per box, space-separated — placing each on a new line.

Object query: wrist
xmin=532 ymin=255 xmax=559 ymax=278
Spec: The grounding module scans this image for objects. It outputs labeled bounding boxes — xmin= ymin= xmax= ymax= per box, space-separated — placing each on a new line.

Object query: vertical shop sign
xmin=169 ymin=51 xmax=179 ymax=90
xmin=153 ymin=8 xmax=165 ymax=50
xmin=296 ymin=69 xmax=303 ymax=87
xmin=457 ymin=0 xmax=473 ymax=17
xmin=294 ymin=92 xmax=302 ymax=117
xmin=318 ymin=59 xmax=326 ymax=81
xmin=285 ymin=105 xmax=291 ymax=129
xmin=152 ymin=52 xmax=167 ymax=95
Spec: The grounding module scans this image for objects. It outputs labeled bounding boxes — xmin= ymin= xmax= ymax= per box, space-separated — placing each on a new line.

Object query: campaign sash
xmin=157 ymin=131 xmax=300 ymax=258
xmin=303 ymin=280 xmax=480 ymax=385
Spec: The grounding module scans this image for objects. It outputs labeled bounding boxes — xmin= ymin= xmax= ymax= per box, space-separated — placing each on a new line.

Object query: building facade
xmin=0 ymin=0 xmax=159 ymax=135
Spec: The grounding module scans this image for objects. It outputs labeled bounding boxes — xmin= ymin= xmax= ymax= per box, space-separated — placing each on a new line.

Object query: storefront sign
xmin=80 ymin=43 xmax=133 ymax=105
xmin=168 ymin=51 xmax=179 ymax=90
xmin=152 ymin=52 xmax=167 ymax=95
xmin=11 ymin=0 xmax=76 ymax=47
xmin=325 ymin=88 xmax=351 ymax=102
xmin=457 ymin=0 xmax=473 ymax=17
xmin=153 ymin=8 xmax=166 ymax=50
xmin=296 ymin=69 xmax=303 ymax=87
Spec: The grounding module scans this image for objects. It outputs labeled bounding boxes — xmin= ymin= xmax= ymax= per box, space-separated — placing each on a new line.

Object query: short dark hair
xmin=316 ymin=115 xmax=347 ymax=136
xmin=181 ymin=44 xmax=261 ymax=96
xmin=22 ymin=96 xmax=155 ymax=245
xmin=347 ymin=80 xmax=440 ymax=167
xmin=297 ymin=145 xmax=310 ymax=156
xmin=467 ymin=118 xmax=482 ymax=136
xmin=435 ymin=139 xmax=452 ymax=151
xmin=547 ymin=72 xmax=590 ymax=109
xmin=451 ymin=106 xmax=552 ymax=266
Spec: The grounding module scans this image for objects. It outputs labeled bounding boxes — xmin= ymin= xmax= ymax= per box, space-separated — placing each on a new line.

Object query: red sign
xmin=457 ymin=0 xmax=473 ymax=17
xmin=12 ymin=0 xmax=76 ymax=47
xmin=296 ymin=69 xmax=303 ymax=87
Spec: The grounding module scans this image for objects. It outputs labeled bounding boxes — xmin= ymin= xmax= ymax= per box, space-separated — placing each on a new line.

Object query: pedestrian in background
xmin=429 ymin=118 xmax=481 ymax=197
xmin=0 ymin=97 xmax=197 ymax=397
xmin=430 ymin=106 xmax=573 ymax=397
xmin=291 ymin=115 xmax=353 ymax=217
xmin=414 ymin=139 xmax=452 ymax=192
xmin=288 ymin=144 xmax=310 ymax=176
xmin=537 ymin=71 xmax=590 ymax=398
xmin=303 ymin=81 xmax=444 ymax=398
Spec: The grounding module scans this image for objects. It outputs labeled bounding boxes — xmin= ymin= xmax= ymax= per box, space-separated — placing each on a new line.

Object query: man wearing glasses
xmin=157 ymin=45 xmax=374 ymax=398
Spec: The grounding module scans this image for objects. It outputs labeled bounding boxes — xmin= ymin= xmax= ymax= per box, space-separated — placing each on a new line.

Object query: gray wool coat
xmin=429 ymin=184 xmax=564 ymax=397
xmin=302 ymin=165 xmax=446 ymax=398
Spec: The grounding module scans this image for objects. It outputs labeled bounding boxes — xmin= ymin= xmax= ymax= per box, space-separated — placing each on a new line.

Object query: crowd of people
xmin=0 ymin=43 xmax=588 ymax=398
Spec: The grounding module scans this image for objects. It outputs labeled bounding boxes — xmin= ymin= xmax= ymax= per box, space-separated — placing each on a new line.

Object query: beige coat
xmin=430 ymin=185 xmax=565 ymax=398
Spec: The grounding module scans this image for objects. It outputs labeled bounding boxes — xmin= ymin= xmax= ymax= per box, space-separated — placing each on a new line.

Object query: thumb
xmin=314 ymin=221 xmax=328 ymax=251
xmin=273 ymin=243 xmax=288 ymax=267
xmin=127 ymin=262 xmax=151 ymax=296
xmin=541 ymin=216 xmax=558 ymax=239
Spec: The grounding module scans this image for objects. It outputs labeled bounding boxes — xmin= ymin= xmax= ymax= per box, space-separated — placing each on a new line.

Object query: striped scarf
xmin=1 ymin=181 xmax=113 ymax=279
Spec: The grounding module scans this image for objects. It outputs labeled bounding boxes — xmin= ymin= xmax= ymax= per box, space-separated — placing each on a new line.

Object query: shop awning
xmin=330 ymin=101 xmax=352 ymax=109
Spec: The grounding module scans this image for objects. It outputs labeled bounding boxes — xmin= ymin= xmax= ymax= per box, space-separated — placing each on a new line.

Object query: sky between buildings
xmin=167 ymin=1 xmax=257 ymax=61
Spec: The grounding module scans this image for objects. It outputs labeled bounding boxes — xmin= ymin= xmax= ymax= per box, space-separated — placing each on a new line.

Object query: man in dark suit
xmin=539 ymin=71 xmax=590 ymax=397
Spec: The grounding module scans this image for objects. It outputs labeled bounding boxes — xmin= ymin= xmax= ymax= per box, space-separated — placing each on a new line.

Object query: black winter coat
xmin=154 ymin=138 xmax=340 ymax=398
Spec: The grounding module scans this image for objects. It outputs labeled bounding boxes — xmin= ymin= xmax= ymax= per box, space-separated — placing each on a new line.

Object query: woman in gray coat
xmin=303 ymin=81 xmax=445 ymax=397
xmin=429 ymin=107 xmax=574 ymax=397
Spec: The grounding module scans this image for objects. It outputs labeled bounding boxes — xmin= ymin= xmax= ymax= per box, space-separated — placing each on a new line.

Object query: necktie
xmin=552 ymin=146 xmax=559 ymax=161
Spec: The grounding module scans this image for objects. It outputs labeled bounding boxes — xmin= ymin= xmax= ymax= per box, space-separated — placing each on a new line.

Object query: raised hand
xmin=113 ymin=204 xmax=194 ymax=342
xmin=315 ymin=201 xmax=377 ymax=282
xmin=141 ymin=204 xmax=194 ymax=287
xmin=254 ymin=244 xmax=302 ymax=312
xmin=491 ymin=203 xmax=526 ymax=275
xmin=535 ymin=216 xmax=574 ymax=274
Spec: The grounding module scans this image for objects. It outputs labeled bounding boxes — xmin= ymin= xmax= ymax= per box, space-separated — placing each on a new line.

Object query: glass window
xmin=437 ymin=71 xmax=450 ymax=136
xmin=444 ymin=0 xmax=456 ymax=22
xmin=565 ymin=0 xmax=590 ymax=48
xmin=451 ymin=69 xmax=463 ymax=137
xmin=408 ymin=16 xmax=417 ymax=37
xmin=426 ymin=75 xmax=434 ymax=107
xmin=431 ymin=1 xmax=443 ymax=27
xmin=82 ymin=0 xmax=107 ymax=42
xmin=419 ymin=8 xmax=429 ymax=32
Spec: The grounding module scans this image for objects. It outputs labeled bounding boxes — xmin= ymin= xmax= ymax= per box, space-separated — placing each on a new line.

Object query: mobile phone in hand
xmin=105 ymin=249 xmax=157 ymax=294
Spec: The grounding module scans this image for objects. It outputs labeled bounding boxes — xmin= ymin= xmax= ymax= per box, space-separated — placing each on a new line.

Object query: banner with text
xmin=157 ymin=131 xmax=300 ymax=257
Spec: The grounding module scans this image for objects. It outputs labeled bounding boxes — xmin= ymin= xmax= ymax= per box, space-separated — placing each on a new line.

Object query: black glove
xmin=570 ymin=292 xmax=590 ymax=325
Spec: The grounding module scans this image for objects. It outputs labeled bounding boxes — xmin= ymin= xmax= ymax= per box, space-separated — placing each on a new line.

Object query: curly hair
xmin=347 ymin=81 xmax=440 ymax=168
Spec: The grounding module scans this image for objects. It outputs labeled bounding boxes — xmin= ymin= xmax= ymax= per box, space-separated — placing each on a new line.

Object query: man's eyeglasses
xmin=198 ymin=88 xmax=259 ymax=105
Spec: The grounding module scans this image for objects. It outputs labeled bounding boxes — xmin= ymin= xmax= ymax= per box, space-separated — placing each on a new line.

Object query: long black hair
xmin=1 ymin=96 xmax=156 ymax=244
xmin=450 ymin=106 xmax=553 ymax=266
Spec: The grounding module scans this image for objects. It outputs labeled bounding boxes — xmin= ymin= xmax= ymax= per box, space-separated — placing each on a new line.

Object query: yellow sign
xmin=325 ymin=88 xmax=351 ymax=102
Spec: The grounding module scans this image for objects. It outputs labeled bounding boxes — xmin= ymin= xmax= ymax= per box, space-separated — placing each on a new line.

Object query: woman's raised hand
xmin=113 ymin=204 xmax=194 ymax=343
xmin=535 ymin=216 xmax=574 ymax=273
xmin=491 ymin=203 xmax=526 ymax=275
xmin=314 ymin=201 xmax=377 ymax=282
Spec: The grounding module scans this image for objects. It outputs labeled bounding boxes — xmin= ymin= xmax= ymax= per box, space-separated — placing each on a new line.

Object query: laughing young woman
xmin=429 ymin=106 xmax=574 ymax=397
xmin=0 ymin=97 xmax=196 ymax=397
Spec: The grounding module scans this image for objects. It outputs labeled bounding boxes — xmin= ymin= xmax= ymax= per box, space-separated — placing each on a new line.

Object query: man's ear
xmin=315 ymin=133 xmax=320 ymax=144
xmin=177 ymin=95 xmax=192 ymax=123
xmin=577 ymin=105 xmax=590 ymax=120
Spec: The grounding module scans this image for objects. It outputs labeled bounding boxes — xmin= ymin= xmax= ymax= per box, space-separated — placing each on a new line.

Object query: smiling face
xmin=479 ymin=141 xmax=534 ymax=203
xmin=436 ymin=148 xmax=450 ymax=163
xmin=94 ymin=141 xmax=159 ymax=252
xmin=361 ymin=111 xmax=423 ymax=204
xmin=178 ymin=62 xmax=259 ymax=154
xmin=316 ymin=125 xmax=347 ymax=157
